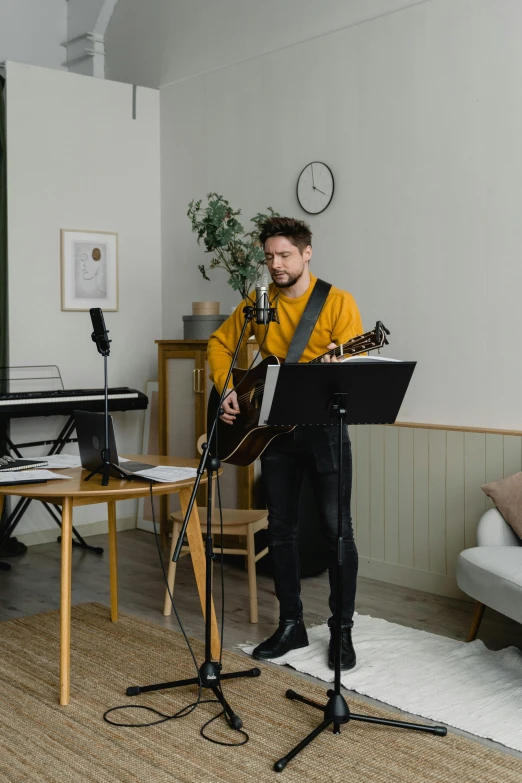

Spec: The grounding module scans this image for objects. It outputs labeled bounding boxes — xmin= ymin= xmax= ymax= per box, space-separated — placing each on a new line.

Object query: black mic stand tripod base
xmin=268 ymin=386 xmax=447 ymax=773
xmin=125 ymin=305 xmax=262 ymax=730
xmin=84 ymin=452 xmax=129 ymax=487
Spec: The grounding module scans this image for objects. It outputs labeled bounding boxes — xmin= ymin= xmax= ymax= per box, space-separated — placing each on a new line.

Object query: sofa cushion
xmin=482 ymin=473 xmax=522 ymax=539
xmin=456 ymin=546 xmax=522 ymax=624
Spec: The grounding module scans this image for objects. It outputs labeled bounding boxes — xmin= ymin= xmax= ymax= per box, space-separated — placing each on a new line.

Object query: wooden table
xmin=0 ymin=455 xmax=219 ymax=705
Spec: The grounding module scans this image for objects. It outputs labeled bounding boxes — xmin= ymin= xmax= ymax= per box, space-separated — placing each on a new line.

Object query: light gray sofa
xmin=456 ymin=507 xmax=522 ymax=640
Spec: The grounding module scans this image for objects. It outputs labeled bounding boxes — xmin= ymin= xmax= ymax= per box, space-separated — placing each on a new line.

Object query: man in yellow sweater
xmin=208 ymin=216 xmax=363 ymax=670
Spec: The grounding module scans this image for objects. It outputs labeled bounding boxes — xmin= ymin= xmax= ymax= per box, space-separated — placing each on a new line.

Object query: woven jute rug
xmin=1 ymin=604 xmax=521 ymax=783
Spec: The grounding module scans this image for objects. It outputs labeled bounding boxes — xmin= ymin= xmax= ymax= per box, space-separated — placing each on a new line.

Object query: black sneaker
xmin=328 ymin=624 xmax=356 ymax=671
xmin=252 ymin=618 xmax=309 ymax=660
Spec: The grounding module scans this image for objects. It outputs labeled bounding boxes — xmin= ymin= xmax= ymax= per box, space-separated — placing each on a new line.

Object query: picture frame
xmin=61 ymin=229 xmax=118 ymax=311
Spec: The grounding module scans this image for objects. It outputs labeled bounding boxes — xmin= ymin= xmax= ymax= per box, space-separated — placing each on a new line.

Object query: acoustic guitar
xmin=207 ymin=321 xmax=390 ymax=466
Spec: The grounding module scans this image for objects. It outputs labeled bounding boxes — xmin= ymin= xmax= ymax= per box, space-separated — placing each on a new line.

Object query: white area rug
xmin=240 ymin=615 xmax=522 ymax=752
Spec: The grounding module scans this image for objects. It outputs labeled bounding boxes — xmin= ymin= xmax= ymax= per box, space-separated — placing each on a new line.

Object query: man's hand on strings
xmin=220 ymin=389 xmax=240 ymax=424
xmin=321 ymin=342 xmax=339 ymax=363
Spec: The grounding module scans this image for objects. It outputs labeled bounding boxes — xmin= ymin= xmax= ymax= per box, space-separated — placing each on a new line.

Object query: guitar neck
xmin=307 ymin=323 xmax=389 ymax=364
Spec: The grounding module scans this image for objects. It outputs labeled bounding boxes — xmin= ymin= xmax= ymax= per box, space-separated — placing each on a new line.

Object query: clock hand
xmin=314 ymin=186 xmax=326 ymax=195
xmin=311 ymin=164 xmax=315 ymax=188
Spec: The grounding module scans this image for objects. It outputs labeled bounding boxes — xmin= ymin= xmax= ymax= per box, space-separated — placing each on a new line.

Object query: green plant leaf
xmin=198 ymin=264 xmax=211 ymax=282
xmin=189 ymin=196 xmax=278 ymax=297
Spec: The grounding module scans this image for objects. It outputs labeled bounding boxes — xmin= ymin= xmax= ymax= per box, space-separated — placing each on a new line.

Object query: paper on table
xmin=133 ymin=466 xmax=198 ymax=483
xmin=42 ymin=455 xmax=82 ymax=469
xmin=0 ymin=470 xmax=73 ymax=483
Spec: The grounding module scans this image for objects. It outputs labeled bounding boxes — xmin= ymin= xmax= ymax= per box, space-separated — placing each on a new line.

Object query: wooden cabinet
xmin=156 ymin=339 xmax=260 ymax=530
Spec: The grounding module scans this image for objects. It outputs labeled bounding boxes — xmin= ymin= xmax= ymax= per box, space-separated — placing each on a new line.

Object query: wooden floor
xmin=2 ymin=528 xmax=522 ymax=759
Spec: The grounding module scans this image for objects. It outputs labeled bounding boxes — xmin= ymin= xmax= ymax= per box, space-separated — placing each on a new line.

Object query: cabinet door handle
xmin=196 ymin=368 xmax=204 ymax=394
xmin=193 ymin=369 xmax=198 ymax=393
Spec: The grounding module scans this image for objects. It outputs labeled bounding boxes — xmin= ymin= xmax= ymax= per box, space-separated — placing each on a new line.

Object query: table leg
xmin=60 ymin=496 xmax=73 ymax=706
xmin=107 ymin=501 xmax=118 ymax=622
xmin=178 ymin=487 xmax=220 ymax=660
xmin=160 ymin=495 xmax=169 ymax=549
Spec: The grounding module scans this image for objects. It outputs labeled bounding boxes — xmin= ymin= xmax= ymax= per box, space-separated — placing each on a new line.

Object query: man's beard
xmin=272 ymin=269 xmax=303 ymax=288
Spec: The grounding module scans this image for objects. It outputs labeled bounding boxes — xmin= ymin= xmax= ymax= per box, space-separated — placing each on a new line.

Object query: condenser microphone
xmin=255 ymin=275 xmax=270 ymax=324
xmin=255 ymin=271 xmax=278 ymax=324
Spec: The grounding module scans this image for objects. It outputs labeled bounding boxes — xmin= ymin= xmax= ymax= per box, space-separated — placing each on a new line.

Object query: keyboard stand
xmin=0 ymin=415 xmax=103 ymax=571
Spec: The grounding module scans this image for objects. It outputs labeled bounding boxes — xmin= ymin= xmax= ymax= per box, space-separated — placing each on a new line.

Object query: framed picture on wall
xmin=61 ymin=229 xmax=118 ymax=311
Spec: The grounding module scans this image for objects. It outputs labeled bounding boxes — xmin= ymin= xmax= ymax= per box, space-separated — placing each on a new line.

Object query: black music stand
xmin=259 ymin=359 xmax=448 ymax=773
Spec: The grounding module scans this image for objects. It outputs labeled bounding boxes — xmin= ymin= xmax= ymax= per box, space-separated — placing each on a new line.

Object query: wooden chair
xmin=163 ymin=436 xmax=269 ymax=623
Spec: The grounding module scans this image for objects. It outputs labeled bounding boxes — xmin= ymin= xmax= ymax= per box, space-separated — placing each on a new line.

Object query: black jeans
xmin=260 ymin=426 xmax=358 ymax=626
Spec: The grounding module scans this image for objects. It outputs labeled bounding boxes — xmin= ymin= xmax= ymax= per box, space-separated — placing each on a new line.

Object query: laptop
xmin=74 ymin=410 xmax=154 ymax=478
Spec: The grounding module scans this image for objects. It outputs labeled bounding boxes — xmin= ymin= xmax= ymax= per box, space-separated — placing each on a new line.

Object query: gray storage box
xmin=182 ymin=314 xmax=229 ymax=340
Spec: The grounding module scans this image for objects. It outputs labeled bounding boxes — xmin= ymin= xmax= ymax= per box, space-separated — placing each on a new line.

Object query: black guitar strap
xmin=284 ymin=278 xmax=333 ymax=364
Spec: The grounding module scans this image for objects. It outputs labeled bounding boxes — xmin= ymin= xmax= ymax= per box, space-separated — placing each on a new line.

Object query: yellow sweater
xmin=208 ymin=273 xmax=364 ymax=393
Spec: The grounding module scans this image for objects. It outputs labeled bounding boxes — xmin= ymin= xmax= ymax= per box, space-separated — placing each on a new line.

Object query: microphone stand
xmin=125 ymin=302 xmax=273 ymax=730
xmin=85 ymin=325 xmax=127 ymax=487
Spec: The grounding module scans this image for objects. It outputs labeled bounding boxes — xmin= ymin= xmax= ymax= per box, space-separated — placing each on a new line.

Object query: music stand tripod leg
xmin=273 ymin=394 xmax=447 ymax=773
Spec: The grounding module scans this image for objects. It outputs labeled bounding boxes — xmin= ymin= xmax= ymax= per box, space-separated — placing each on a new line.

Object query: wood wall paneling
xmin=351 ymin=423 xmax=522 ymax=597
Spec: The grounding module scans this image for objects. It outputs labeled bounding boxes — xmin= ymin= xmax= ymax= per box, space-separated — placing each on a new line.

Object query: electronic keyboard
xmin=0 ymin=387 xmax=148 ymax=418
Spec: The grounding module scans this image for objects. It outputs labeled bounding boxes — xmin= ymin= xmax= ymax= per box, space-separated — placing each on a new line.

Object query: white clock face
xmin=296 ymin=162 xmax=334 ymax=214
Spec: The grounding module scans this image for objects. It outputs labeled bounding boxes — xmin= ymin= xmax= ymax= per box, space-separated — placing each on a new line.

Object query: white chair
xmin=163 ymin=436 xmax=269 ymax=623
xmin=456 ymin=507 xmax=522 ymax=640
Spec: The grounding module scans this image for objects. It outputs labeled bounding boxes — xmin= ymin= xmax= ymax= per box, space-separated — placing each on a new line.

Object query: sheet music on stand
xmin=259 ymin=358 xmax=415 ymax=427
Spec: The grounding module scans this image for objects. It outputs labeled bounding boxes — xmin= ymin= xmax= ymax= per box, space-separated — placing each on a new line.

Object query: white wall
xmin=6 ymin=61 xmax=161 ymax=538
xmin=105 ymin=0 xmax=426 ymax=88
xmin=159 ymin=0 xmax=522 ymax=431
xmin=0 ymin=0 xmax=66 ymax=70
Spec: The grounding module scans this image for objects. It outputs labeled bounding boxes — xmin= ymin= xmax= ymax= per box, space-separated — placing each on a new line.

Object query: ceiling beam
xmin=63 ymin=0 xmax=119 ymax=78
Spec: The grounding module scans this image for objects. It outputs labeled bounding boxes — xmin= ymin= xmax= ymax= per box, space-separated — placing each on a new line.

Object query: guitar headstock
xmin=342 ymin=321 xmax=390 ymax=356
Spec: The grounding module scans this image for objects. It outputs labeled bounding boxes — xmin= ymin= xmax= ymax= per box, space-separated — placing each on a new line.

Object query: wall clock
xmin=296 ymin=161 xmax=334 ymax=214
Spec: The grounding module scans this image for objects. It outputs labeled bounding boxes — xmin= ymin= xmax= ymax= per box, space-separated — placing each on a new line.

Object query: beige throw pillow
xmin=482 ymin=473 xmax=522 ymax=538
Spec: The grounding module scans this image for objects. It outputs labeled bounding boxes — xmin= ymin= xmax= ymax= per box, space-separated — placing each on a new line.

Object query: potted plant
xmin=188 ymin=192 xmax=279 ymax=300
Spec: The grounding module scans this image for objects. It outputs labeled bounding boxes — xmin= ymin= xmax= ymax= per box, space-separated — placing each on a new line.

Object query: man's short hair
xmin=259 ymin=216 xmax=312 ymax=254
